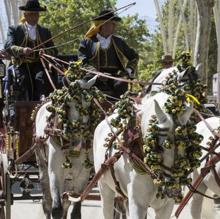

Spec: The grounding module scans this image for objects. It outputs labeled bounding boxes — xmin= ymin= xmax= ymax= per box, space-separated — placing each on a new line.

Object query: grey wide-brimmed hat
xmin=19 ymin=0 xmax=46 ymax=12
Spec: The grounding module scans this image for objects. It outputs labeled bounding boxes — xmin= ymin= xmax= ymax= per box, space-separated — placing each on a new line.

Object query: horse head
xmin=177 ymin=64 xmax=200 ymax=85
xmin=142 ymin=91 xmax=198 ymax=201
xmin=144 ymin=64 xmax=200 ymax=97
xmin=34 ymin=74 xmax=100 ymax=218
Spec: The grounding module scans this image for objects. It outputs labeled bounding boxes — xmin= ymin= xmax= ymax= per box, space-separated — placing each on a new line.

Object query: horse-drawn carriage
xmin=0 ymin=54 xmax=89 ymax=219
xmin=0 ymin=54 xmax=219 ymax=219
xmin=0 ymin=99 xmax=42 ymax=219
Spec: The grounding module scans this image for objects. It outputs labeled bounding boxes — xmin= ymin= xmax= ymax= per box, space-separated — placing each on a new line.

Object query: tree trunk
xmin=154 ymin=0 xmax=168 ymax=54
xmin=172 ymin=0 xmax=188 ymax=58
xmin=168 ymin=0 xmax=174 ymax=54
xmin=194 ymin=0 xmax=215 ymax=83
xmin=189 ymin=0 xmax=197 ymax=58
xmin=213 ymin=0 xmax=220 ymax=72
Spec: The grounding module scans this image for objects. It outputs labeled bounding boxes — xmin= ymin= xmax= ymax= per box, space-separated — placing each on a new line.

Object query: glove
xmin=23 ymin=47 xmax=33 ymax=56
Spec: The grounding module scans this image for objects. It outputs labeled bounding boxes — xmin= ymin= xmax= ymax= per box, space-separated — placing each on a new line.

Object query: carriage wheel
xmin=0 ymin=153 xmax=11 ymax=219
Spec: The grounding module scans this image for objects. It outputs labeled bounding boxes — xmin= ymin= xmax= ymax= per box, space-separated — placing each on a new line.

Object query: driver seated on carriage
xmin=78 ymin=9 xmax=139 ymax=99
xmin=3 ymin=0 xmax=58 ymax=101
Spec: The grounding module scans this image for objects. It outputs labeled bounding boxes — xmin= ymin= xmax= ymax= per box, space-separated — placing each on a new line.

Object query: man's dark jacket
xmin=78 ymin=35 xmax=139 ymax=98
xmin=4 ymin=24 xmax=57 ymax=101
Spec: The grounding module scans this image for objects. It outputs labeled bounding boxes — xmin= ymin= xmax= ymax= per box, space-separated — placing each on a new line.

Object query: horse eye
xmin=161 ymin=117 xmax=167 ymax=123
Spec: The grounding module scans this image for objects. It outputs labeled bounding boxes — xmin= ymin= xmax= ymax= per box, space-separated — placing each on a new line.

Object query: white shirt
xmin=96 ymin=33 xmax=112 ymax=49
xmin=96 ymin=33 xmax=133 ymax=76
xmin=25 ymin=22 xmax=37 ymax=41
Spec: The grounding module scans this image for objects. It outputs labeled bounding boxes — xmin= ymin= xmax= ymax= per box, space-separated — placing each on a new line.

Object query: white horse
xmin=93 ymin=91 xmax=194 ymax=219
xmin=34 ymin=76 xmax=97 ymax=219
xmin=144 ymin=65 xmax=199 ymax=96
xmin=189 ymin=117 xmax=220 ymax=219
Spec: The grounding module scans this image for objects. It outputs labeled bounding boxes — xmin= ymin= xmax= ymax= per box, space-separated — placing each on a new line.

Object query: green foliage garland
xmin=103 ymin=92 xmax=136 ymax=149
xmin=46 ymin=62 xmax=106 ymax=168
xmin=143 ymin=70 xmax=205 ymax=202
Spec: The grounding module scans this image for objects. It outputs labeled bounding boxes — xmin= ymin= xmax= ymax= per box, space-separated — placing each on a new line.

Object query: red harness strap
xmin=66 ymin=151 xmax=123 ymax=202
xmin=175 ymin=152 xmax=220 ymax=218
xmin=15 ymin=136 xmax=48 ymax=164
xmin=212 ymin=163 xmax=220 ymax=188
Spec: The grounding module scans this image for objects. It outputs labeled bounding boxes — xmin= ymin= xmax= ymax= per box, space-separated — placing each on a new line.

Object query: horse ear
xmin=195 ymin=63 xmax=202 ymax=72
xmin=177 ymin=66 xmax=190 ymax=81
xmin=195 ymin=63 xmax=202 ymax=79
xmin=154 ymin=100 xmax=167 ymax=123
xmin=78 ymin=75 xmax=98 ymax=89
xmin=86 ymin=75 xmax=98 ymax=88
xmin=178 ymin=103 xmax=193 ymax=125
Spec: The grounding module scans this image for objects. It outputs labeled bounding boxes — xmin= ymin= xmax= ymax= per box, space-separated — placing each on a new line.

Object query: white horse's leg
xmin=154 ymin=199 xmax=174 ymax=219
xmin=128 ymin=198 xmax=147 ymax=219
xmin=62 ymin=200 xmax=71 ymax=219
xmin=35 ymin=145 xmax=52 ymax=219
xmin=48 ymin=144 xmax=64 ymax=219
xmin=49 ymin=168 xmax=63 ymax=219
xmin=127 ymin=181 xmax=149 ymax=219
xmin=190 ymin=182 xmax=207 ymax=219
xmin=99 ymin=182 xmax=115 ymax=219
xmin=70 ymin=202 xmax=82 ymax=219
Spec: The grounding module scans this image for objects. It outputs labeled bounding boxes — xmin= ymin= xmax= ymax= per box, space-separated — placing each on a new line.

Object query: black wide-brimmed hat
xmin=19 ymin=0 xmax=46 ymax=12
xmin=93 ymin=9 xmax=121 ymax=22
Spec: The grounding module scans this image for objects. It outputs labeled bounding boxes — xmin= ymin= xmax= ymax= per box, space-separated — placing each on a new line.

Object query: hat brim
xmin=93 ymin=16 xmax=121 ymax=22
xmin=161 ymin=60 xmax=173 ymax=64
xmin=19 ymin=6 xmax=46 ymax=11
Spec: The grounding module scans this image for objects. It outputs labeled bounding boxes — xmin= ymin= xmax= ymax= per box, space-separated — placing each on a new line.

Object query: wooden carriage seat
xmin=14 ymin=101 xmax=40 ymax=158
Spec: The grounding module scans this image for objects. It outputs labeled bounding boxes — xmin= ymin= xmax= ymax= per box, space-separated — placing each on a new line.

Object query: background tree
xmin=39 ymin=0 xmax=148 ymax=53
xmin=214 ymin=0 xmax=220 ymax=74
xmin=149 ymin=0 xmax=217 ymax=94
xmin=39 ymin=0 xmax=150 ymax=82
xmin=194 ymin=0 xmax=215 ymax=83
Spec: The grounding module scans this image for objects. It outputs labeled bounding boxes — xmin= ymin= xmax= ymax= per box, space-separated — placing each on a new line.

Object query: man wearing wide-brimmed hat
xmin=4 ymin=0 xmax=57 ymax=101
xmin=160 ymin=54 xmax=173 ymax=69
xmin=78 ymin=9 xmax=139 ymax=99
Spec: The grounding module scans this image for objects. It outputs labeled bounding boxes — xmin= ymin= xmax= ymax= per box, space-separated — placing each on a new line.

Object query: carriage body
xmin=0 ymin=100 xmax=42 ymax=219
xmin=0 ymin=54 xmax=79 ymax=218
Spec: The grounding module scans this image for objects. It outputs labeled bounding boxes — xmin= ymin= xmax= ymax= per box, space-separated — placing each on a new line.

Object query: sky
xmin=0 ymin=0 xmax=8 ymax=47
xmin=116 ymin=0 xmax=164 ymax=32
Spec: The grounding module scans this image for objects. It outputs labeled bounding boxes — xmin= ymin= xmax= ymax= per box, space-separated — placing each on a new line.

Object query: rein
xmin=194 ymin=108 xmax=220 ymax=139
xmin=80 ymin=66 xmax=162 ymax=86
xmin=175 ymin=112 xmax=220 ymax=218
xmin=65 ymin=96 xmax=159 ymax=202
xmin=175 ymin=151 xmax=220 ymax=218
xmin=32 ymin=3 xmax=136 ymax=50
xmin=33 ymin=38 xmax=79 ymax=52
xmin=40 ymin=53 xmax=163 ymax=88
xmin=15 ymin=136 xmax=48 ymax=164
xmin=40 ymin=56 xmax=57 ymax=90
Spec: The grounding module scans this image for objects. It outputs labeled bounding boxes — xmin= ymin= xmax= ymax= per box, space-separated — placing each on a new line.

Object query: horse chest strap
xmin=109 ymin=154 xmax=127 ymax=199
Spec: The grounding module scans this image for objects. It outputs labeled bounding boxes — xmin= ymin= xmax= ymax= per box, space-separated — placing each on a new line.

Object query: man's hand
xmin=0 ymin=49 xmax=10 ymax=59
xmin=125 ymin=68 xmax=135 ymax=79
xmin=23 ymin=47 xmax=33 ymax=56
xmin=39 ymin=49 xmax=45 ymax=56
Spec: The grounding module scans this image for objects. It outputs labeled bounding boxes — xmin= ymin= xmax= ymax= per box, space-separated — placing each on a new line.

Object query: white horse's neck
xmin=150 ymin=66 xmax=179 ymax=93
